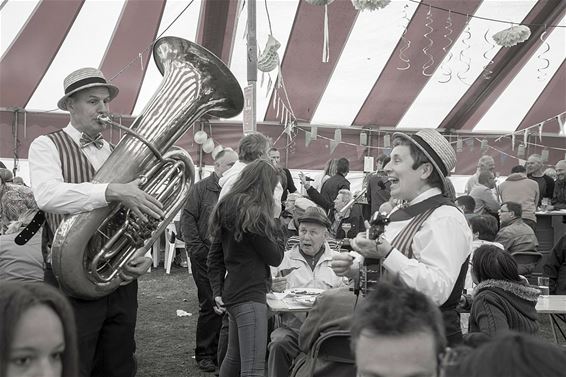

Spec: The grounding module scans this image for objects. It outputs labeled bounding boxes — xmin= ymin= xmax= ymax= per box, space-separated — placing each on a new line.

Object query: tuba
xmin=51 ymin=36 xmax=244 ymax=299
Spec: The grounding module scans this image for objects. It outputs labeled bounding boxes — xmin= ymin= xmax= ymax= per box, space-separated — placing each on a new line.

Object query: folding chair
xmin=511 ymin=251 xmax=543 ymax=276
xmin=164 ymin=221 xmax=191 ymax=274
xmin=291 ymin=330 xmax=355 ymax=377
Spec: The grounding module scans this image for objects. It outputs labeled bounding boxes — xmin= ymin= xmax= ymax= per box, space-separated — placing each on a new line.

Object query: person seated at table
xmin=352 ymin=280 xmax=447 ymax=377
xmin=549 ymin=159 xmax=566 ymax=210
xmin=0 ymin=185 xmax=44 ymax=282
xmin=544 ymin=234 xmax=566 ymax=295
xmin=455 ymin=195 xmax=477 ymax=221
xmin=285 ymin=198 xmax=339 ymax=251
xmin=495 ymin=201 xmax=538 ymax=255
xmin=268 ymin=206 xmax=347 ymax=377
xmin=465 ymin=245 xmax=539 ymax=338
xmin=449 ymin=332 xmax=566 ymax=377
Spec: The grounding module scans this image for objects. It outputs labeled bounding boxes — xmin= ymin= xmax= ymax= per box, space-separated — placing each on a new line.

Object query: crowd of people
xmin=1 ymin=67 xmax=566 ymax=377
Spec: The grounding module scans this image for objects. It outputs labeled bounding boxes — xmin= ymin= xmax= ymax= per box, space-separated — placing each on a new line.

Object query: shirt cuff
xmin=382 ymin=248 xmax=407 ymax=273
xmin=92 ymin=183 xmax=110 ymax=208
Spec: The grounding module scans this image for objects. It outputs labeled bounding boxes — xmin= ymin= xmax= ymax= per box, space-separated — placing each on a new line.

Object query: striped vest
xmin=44 ymin=130 xmax=96 ymax=238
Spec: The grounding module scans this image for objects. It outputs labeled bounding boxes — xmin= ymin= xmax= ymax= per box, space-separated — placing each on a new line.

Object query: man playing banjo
xmin=332 ymin=129 xmax=472 ymax=345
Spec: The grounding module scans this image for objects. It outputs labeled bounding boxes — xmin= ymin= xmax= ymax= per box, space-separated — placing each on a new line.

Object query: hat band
xmin=412 ymin=134 xmax=448 ymax=176
xmin=65 ymin=77 xmax=108 ymax=95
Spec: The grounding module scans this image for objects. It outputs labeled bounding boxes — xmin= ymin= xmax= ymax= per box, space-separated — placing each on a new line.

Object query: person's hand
xmin=331 ymin=253 xmax=354 ymax=276
xmin=106 ymin=179 xmax=164 ymax=222
xmin=213 ymin=296 xmax=226 ymax=315
xmin=547 ymin=205 xmax=554 ymax=211
xmin=350 ymin=231 xmax=392 ymax=259
xmin=298 ymin=172 xmax=310 ymax=189
xmin=120 ymin=256 xmax=152 ymax=281
xmin=271 ymin=276 xmax=287 ymax=292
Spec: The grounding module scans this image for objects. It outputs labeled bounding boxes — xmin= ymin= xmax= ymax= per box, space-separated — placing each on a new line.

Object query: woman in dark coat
xmin=468 ymin=244 xmax=540 ymax=337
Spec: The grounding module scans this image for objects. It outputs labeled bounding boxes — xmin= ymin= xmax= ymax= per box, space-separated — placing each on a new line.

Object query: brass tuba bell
xmin=51 ymin=37 xmax=244 ymax=299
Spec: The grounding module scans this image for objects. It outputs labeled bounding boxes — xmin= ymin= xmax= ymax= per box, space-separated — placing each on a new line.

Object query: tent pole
xmin=245 ymin=0 xmax=257 ymax=132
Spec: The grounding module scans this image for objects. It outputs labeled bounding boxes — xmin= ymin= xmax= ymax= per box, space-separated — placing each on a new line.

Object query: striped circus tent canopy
xmin=1 ymin=0 xmax=565 ymax=174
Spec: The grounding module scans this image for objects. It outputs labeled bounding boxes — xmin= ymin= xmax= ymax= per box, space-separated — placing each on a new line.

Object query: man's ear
xmin=65 ymin=97 xmax=74 ymax=111
xmin=420 ymin=162 xmax=433 ymax=180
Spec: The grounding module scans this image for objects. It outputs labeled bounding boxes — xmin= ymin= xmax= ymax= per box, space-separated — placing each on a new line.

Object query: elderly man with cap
xmin=332 ymin=129 xmax=472 ymax=346
xmin=268 ymin=206 xmax=347 ymax=377
xmin=28 ymin=67 xmax=164 ymax=377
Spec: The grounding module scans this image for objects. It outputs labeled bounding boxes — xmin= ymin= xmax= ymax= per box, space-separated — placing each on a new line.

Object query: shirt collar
xmin=409 ymin=187 xmax=442 ymax=206
xmin=289 ymin=242 xmax=334 ymax=263
xmin=63 ymin=124 xmax=83 ymax=144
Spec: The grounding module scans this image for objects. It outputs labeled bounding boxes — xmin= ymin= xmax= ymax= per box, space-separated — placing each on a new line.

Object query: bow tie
xmin=80 ymin=133 xmax=104 ymax=149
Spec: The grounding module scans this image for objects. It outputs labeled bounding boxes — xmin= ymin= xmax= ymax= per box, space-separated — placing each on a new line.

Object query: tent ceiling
xmin=1 ymin=0 xmax=565 ymax=134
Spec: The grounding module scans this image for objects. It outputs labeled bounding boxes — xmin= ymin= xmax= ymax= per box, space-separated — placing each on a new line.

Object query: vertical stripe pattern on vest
xmin=45 ymin=130 xmax=96 ymax=237
xmin=390 ymin=208 xmax=435 ymax=259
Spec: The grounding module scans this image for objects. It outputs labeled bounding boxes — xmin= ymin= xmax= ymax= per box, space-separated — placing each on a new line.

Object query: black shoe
xmin=197 ymin=359 xmax=216 ymax=373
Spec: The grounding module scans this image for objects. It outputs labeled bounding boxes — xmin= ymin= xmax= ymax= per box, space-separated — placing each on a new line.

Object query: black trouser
xmin=190 ymin=250 xmax=223 ymax=363
xmin=45 ymin=267 xmax=138 ymax=377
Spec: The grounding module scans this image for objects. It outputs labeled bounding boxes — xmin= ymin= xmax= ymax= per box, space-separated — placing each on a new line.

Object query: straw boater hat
xmin=57 ymin=67 xmax=119 ymax=111
xmin=393 ymin=128 xmax=456 ymax=194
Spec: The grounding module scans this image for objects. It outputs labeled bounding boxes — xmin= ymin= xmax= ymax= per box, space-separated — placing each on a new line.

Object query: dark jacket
xmin=527 ymin=173 xmax=555 ymax=205
xmin=180 ymin=173 xmax=220 ymax=259
xmin=366 ymin=173 xmax=390 ymax=216
xmin=281 ymin=167 xmax=297 ymax=205
xmin=544 ymin=234 xmax=566 ymax=295
xmin=469 ymin=279 xmax=539 ymax=337
xmin=495 ymin=218 xmax=538 ymax=253
xmin=320 ymin=173 xmax=350 ymax=204
xmin=552 ymin=178 xmax=566 ymax=210
xmin=207 ymin=201 xmax=285 ymax=306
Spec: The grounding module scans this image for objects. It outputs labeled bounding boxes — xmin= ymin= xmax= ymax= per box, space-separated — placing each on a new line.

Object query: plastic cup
xmin=538 ymin=276 xmax=550 ymax=296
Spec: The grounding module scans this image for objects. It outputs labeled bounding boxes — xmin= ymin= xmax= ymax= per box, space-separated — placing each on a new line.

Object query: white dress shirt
xmin=29 ymin=124 xmax=111 ymax=214
xmin=382 ymin=188 xmax=473 ymax=305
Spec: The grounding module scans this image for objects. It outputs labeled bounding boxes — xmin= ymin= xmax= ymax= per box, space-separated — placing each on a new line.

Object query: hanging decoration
xmin=397 ymin=3 xmax=411 ymax=71
xmin=257 ymin=35 xmax=281 ymax=72
xmin=480 ymin=139 xmax=488 ymax=154
xmin=202 ymin=138 xmax=215 ymax=154
xmin=212 ymin=145 xmax=224 ymax=160
xmin=351 ymin=0 xmax=391 ymax=12
xmin=329 ymin=129 xmax=342 ymax=154
xmin=481 ymin=29 xmax=497 ymax=80
xmin=523 ymin=129 xmax=529 ymax=146
xmin=558 ymin=112 xmax=565 ymax=136
xmin=194 ymin=130 xmax=208 ymax=144
xmin=492 ymin=25 xmax=531 ymax=47
xmin=311 ymin=125 xmax=318 ymax=140
xmin=536 ymin=27 xmax=550 ymax=80
xmin=305 ymin=130 xmax=312 ymax=147
xmin=422 ymin=4 xmax=435 ymax=77
xmin=438 ymin=10 xmax=453 ymax=83
xmin=517 ymin=143 xmax=526 ymax=158
xmin=383 ymin=134 xmax=391 ymax=148
xmin=541 ymin=149 xmax=549 ymax=163
xmin=360 ymin=132 xmax=368 ymax=146
xmin=305 ymin=0 xmax=335 ymax=63
xmin=457 ymin=16 xmax=472 ymax=85
xmin=456 ymin=137 xmax=463 ymax=153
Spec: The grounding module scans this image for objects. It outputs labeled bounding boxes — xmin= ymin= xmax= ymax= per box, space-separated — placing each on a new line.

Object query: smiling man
xmin=269 ymin=206 xmax=346 ymax=377
xmin=332 ymin=129 xmax=472 ymax=345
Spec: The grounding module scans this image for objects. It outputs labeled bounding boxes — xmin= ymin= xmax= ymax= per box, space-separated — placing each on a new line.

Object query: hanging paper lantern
xmin=194 ymin=130 xmax=208 ymax=145
xmin=492 ymin=25 xmax=531 ymax=47
xmin=212 ymin=145 xmax=224 ymax=160
xmin=351 ymin=0 xmax=391 ymax=12
xmin=306 ymin=0 xmax=334 ymax=5
xmin=202 ymin=138 xmax=215 ymax=154
xmin=257 ymin=35 xmax=281 ymax=73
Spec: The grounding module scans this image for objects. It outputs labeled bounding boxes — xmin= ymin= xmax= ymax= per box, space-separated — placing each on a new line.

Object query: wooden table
xmin=536 ymin=295 xmax=566 ymax=343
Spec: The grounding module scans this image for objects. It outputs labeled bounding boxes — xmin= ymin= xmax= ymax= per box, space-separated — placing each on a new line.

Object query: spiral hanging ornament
xmin=305 ymin=0 xmax=335 ymax=63
xmin=202 ymin=138 xmax=215 ymax=154
xmin=194 ymin=130 xmax=208 ymax=145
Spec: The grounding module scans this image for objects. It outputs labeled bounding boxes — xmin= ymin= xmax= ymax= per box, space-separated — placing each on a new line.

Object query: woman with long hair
xmin=208 ymin=159 xmax=285 ymax=377
xmin=0 ymin=281 xmax=79 ymax=377
xmin=468 ymin=245 xmax=539 ymax=337
xmin=312 ymin=159 xmax=337 ymax=191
